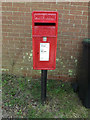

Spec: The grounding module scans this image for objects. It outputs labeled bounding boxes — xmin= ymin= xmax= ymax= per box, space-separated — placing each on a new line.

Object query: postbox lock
xmin=43 ymin=37 xmax=47 ymax=42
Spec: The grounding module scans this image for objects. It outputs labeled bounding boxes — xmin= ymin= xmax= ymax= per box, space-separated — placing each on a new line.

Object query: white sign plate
xmin=40 ymin=43 xmax=50 ymax=61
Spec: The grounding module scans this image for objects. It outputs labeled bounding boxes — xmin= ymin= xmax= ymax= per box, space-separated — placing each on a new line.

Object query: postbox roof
xmin=32 ymin=11 xmax=58 ymax=23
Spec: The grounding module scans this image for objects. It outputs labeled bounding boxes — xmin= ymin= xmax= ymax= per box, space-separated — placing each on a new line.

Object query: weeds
xmin=2 ymin=74 xmax=89 ymax=118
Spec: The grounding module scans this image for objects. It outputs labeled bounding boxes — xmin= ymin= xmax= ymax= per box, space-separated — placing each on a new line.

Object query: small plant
xmin=61 ymin=83 xmax=64 ymax=87
xmin=17 ymin=109 xmax=22 ymax=115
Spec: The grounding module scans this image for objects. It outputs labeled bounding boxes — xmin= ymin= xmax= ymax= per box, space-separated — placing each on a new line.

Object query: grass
xmin=2 ymin=74 xmax=90 ymax=118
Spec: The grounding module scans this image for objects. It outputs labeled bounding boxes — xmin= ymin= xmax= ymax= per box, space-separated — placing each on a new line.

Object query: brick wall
xmin=2 ymin=2 xmax=88 ymax=81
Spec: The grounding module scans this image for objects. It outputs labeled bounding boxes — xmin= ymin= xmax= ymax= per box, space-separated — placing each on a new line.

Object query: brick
xmin=8 ymin=32 xmax=19 ymax=37
xmin=69 ymin=20 xmax=82 ymax=24
xmin=82 ymin=20 xmax=88 ymax=24
xmin=12 ymin=20 xmax=24 ymax=24
xmin=69 ymin=5 xmax=77 ymax=10
xmin=83 ymin=11 xmax=88 ymax=16
xmin=56 ymin=5 xmax=63 ymax=10
xmin=18 ymin=7 xmax=27 ymax=12
xmin=75 ymin=15 xmax=88 ymax=20
xmin=83 ymin=2 xmax=88 ymax=6
xmin=71 ymin=2 xmax=83 ymax=6
xmin=2 ymin=28 xmax=13 ymax=33
xmin=25 ymin=2 xmax=32 ymax=7
xmin=77 ymin=6 xmax=88 ymax=11
xmin=2 ymin=11 xmax=12 ymax=16
xmin=2 ymin=2 xmax=12 ymax=7
xmin=63 ymin=14 xmax=75 ymax=20
xmin=2 ymin=6 xmax=13 ymax=11
xmin=12 ymin=7 xmax=18 ymax=11
xmin=61 ymin=10 xmax=70 ymax=14
xmin=2 ymin=20 xmax=12 ymax=24
xmin=2 ymin=16 xmax=7 ymax=20
xmin=13 ymin=12 xmax=24 ymax=16
xmin=70 ymin=11 xmax=82 ymax=15
xmin=2 ymin=32 xmax=8 ymax=36
xmin=12 ymin=16 xmax=20 ymax=21
xmin=25 ymin=7 xmax=31 ymax=12
xmin=13 ymin=28 xmax=24 ymax=33
xmin=63 ymin=5 xmax=70 ymax=10
xmin=13 ymin=3 xmax=25 ymax=8
xmin=7 ymin=16 xmax=13 ymax=21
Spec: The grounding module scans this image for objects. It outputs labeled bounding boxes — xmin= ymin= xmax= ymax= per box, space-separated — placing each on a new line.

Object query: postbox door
xmin=33 ymin=37 xmax=56 ymax=70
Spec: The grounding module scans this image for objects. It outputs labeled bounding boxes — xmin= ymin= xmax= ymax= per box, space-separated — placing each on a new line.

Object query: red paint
xmin=32 ymin=11 xmax=58 ymax=70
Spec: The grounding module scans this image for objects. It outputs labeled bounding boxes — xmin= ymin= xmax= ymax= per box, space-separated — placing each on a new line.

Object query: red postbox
xmin=32 ymin=11 xmax=58 ymax=70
